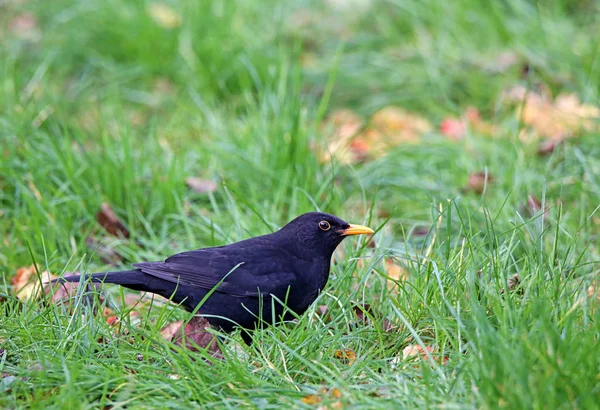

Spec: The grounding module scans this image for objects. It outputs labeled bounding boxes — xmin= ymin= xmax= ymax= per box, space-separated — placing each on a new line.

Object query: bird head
xmin=279 ymin=212 xmax=374 ymax=257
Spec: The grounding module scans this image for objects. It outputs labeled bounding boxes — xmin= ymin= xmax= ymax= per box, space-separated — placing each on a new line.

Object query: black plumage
xmin=58 ymin=212 xmax=373 ymax=343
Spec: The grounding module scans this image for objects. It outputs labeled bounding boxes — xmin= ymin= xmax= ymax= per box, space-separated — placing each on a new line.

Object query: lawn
xmin=1 ymin=0 xmax=599 ymax=408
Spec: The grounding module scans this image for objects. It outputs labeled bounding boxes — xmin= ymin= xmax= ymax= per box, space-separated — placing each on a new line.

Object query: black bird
xmin=58 ymin=212 xmax=373 ymax=344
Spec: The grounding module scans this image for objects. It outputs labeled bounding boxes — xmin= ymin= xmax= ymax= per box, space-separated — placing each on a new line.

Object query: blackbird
xmin=58 ymin=212 xmax=373 ymax=344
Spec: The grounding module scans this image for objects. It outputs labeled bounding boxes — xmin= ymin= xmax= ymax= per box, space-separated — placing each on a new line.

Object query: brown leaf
xmin=508 ymin=273 xmax=521 ymax=294
xmin=147 ymin=3 xmax=182 ymax=28
xmin=352 ymin=303 xmax=372 ymax=325
xmin=315 ymin=305 xmax=331 ymax=323
xmin=520 ymin=195 xmax=551 ymax=220
xmin=185 ymin=177 xmax=217 ymax=194
xmin=466 ymin=172 xmax=494 ymax=194
xmin=11 ymin=265 xmax=56 ymax=302
xmin=333 ymin=349 xmax=356 ymax=365
xmin=161 ymin=316 xmax=222 ymax=359
xmin=85 ymin=237 xmax=123 ymax=265
xmin=96 ymin=203 xmax=130 ymax=238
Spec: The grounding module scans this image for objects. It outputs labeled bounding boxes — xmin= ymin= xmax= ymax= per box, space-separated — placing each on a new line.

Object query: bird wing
xmin=132 ymin=247 xmax=296 ymax=299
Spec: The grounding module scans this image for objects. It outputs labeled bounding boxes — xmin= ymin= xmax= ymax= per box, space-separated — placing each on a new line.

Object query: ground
xmin=1 ymin=0 xmax=599 ymax=408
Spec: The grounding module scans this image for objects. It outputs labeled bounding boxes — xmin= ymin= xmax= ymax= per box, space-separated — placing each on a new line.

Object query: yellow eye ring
xmin=319 ymin=221 xmax=331 ymax=231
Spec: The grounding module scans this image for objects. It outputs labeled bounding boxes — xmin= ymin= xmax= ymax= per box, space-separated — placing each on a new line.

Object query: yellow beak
xmin=340 ymin=224 xmax=374 ymax=236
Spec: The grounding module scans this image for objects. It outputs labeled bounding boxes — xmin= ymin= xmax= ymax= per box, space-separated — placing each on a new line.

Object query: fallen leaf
xmin=351 ymin=303 xmax=372 ymax=325
xmin=402 ymin=344 xmax=434 ymax=360
xmin=537 ymin=139 xmax=562 ymax=156
xmin=587 ymin=286 xmax=599 ymax=302
xmin=185 ymin=177 xmax=217 ymax=194
xmin=300 ymin=394 xmax=323 ymax=406
xmin=161 ymin=316 xmax=222 ymax=359
xmin=439 ymin=118 xmax=467 ymax=140
xmin=466 ymin=171 xmax=494 ymax=194
xmin=301 ymin=394 xmax=322 ymax=405
xmin=9 ymin=13 xmax=41 ymax=41
xmin=519 ymin=195 xmax=551 ymax=220
xmin=96 ymin=203 xmax=130 ymax=238
xmin=333 ymin=349 xmax=356 ymax=365
xmin=44 ymin=271 xmax=101 ymax=304
xmin=440 ymin=107 xmax=496 ymax=140
xmin=401 ymin=343 xmax=448 ymax=367
xmin=385 ymin=258 xmax=408 ymax=292
xmin=300 ymin=387 xmax=343 ymax=406
xmin=147 ymin=3 xmax=182 ymax=29
xmin=314 ymin=305 xmax=331 ymax=323
xmin=319 ymin=109 xmax=364 ymax=164
xmin=328 ymin=401 xmax=344 ymax=410
xmin=11 ymin=265 xmax=55 ymax=301
xmin=367 ymin=106 xmax=432 ymax=147
xmin=320 ymin=106 xmax=432 ymax=164
xmin=504 ymin=86 xmax=600 ymax=141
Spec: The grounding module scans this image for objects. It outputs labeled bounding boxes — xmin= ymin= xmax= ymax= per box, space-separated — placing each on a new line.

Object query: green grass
xmin=1 ymin=0 xmax=599 ymax=408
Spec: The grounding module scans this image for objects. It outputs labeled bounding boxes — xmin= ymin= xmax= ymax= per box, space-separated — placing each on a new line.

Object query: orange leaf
xmin=301 ymin=394 xmax=322 ymax=405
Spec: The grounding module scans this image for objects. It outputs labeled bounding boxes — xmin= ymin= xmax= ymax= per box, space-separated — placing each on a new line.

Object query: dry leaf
xmin=504 ymin=86 xmax=600 ymax=141
xmin=161 ymin=316 xmax=223 ymax=359
xmin=147 ymin=3 xmax=182 ymax=28
xmin=301 ymin=394 xmax=322 ymax=405
xmin=320 ymin=106 xmax=431 ymax=164
xmin=12 ymin=265 xmax=56 ymax=301
xmin=466 ymin=172 xmax=494 ymax=194
xmin=319 ymin=109 xmax=364 ymax=164
xmin=439 ymin=118 xmax=466 ymax=140
xmin=301 ymin=387 xmax=343 ymax=406
xmin=401 ymin=343 xmax=448 ymax=366
xmin=508 ymin=273 xmax=521 ymax=293
xmin=587 ymin=286 xmax=599 ymax=302
xmin=333 ymin=349 xmax=356 ymax=365
xmin=537 ymin=139 xmax=562 ymax=156
xmin=519 ymin=195 xmax=550 ymax=220
xmin=402 ymin=344 xmax=434 ymax=360
xmin=96 ymin=203 xmax=130 ymax=238
xmin=9 ymin=13 xmax=41 ymax=41
xmin=440 ymin=107 xmax=496 ymax=140
xmin=185 ymin=177 xmax=217 ymax=194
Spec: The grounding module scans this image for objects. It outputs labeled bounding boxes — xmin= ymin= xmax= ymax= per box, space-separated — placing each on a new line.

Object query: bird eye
xmin=318 ymin=221 xmax=331 ymax=231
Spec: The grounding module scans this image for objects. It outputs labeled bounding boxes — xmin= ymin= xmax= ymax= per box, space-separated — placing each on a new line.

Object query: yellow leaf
xmin=333 ymin=349 xmax=356 ymax=365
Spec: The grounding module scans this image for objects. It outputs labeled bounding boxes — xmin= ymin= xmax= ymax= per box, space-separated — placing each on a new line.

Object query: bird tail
xmin=55 ymin=270 xmax=149 ymax=292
